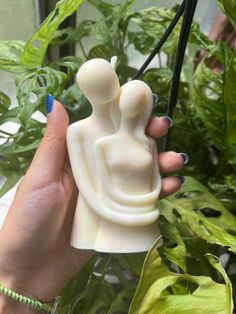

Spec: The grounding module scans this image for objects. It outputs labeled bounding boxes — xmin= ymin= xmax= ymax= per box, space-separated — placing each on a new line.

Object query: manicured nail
xmin=178 ymin=176 xmax=185 ymax=184
xmin=163 ymin=116 xmax=172 ymax=128
xmin=179 ymin=153 xmax=189 ymax=165
xmin=46 ymin=94 xmax=54 ymax=114
xmin=153 ymin=94 xmax=158 ymax=104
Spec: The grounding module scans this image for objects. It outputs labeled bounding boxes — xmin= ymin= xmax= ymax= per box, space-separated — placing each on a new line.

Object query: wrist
xmin=0 ymin=270 xmax=36 ymax=300
xmin=0 ymin=274 xmax=51 ymax=314
xmin=0 ymin=293 xmax=44 ymax=314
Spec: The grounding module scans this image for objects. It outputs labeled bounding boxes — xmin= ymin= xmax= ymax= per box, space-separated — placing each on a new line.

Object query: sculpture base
xmin=70 ymin=196 xmax=161 ymax=253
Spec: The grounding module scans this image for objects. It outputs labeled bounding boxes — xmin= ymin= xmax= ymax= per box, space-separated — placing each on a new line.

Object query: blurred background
xmin=0 ymin=0 xmax=217 ymax=104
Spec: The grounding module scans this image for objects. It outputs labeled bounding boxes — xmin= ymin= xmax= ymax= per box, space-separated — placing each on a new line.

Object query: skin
xmin=0 ymin=100 xmax=184 ymax=313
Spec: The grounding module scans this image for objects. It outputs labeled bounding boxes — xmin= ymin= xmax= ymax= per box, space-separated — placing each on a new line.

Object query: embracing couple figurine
xmin=67 ymin=58 xmax=161 ymax=253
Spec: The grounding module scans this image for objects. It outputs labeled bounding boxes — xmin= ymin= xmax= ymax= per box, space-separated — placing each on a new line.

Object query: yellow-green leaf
xmin=129 ymin=240 xmax=233 ymax=314
xmin=160 ymin=177 xmax=236 ymax=252
xmin=21 ymin=0 xmax=84 ymax=68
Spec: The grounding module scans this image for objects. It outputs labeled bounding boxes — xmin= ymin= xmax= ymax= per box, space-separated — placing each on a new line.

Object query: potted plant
xmin=0 ymin=0 xmax=235 ymax=312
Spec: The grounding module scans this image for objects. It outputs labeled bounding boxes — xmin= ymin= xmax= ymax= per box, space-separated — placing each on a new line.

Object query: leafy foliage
xmin=0 ymin=0 xmax=83 ymax=197
xmin=224 ymin=48 xmax=236 ymax=164
xmin=0 ymin=0 xmax=236 ymax=313
xmin=0 ymin=41 xmax=27 ymax=73
xmin=160 ymin=177 xmax=236 ymax=251
xmin=217 ymin=0 xmax=236 ymax=29
xmin=129 ymin=240 xmax=233 ymax=314
xmin=21 ymin=0 xmax=84 ymax=69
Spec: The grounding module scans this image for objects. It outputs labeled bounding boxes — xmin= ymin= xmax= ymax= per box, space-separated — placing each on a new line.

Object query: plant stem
xmin=79 ymin=40 xmax=87 ymax=60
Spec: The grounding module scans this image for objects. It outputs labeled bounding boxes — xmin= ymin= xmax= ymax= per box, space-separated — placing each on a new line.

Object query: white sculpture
xmin=67 ymin=58 xmax=161 ymax=253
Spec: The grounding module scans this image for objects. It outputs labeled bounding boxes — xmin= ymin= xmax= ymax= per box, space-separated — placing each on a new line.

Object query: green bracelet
xmin=0 ymin=284 xmax=53 ymax=312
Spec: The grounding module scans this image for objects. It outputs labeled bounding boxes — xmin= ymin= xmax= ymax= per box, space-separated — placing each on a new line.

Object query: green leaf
xmin=57 ymin=257 xmax=97 ymax=313
xmin=225 ymin=175 xmax=236 ymax=194
xmin=0 ymin=40 xmax=27 ymax=73
xmin=192 ymin=59 xmax=226 ymax=150
xmin=160 ymin=221 xmax=187 ymax=272
xmin=88 ymin=44 xmax=112 ymax=60
xmin=60 ymin=84 xmax=92 ymax=123
xmin=114 ymin=252 xmax=146 ymax=277
xmin=160 ymin=177 xmax=236 ymax=252
xmin=116 ymin=64 xmax=137 ymax=85
xmin=217 ymin=0 xmax=236 ymax=29
xmin=129 ymin=240 xmax=233 ymax=314
xmin=89 ymin=0 xmax=135 ymax=46
xmin=52 ymin=21 xmax=95 ymax=46
xmin=71 ymin=274 xmax=116 ymax=313
xmin=128 ymin=31 xmax=154 ymax=54
xmin=0 ymin=168 xmax=23 ymax=198
xmin=0 ymin=91 xmax=11 ymax=113
xmin=49 ymin=56 xmax=82 ymax=78
xmin=16 ymin=67 xmax=68 ymax=117
xmin=224 ymin=48 xmax=236 ymax=164
xmin=20 ymin=0 xmax=84 ymax=68
xmin=0 ymin=137 xmax=41 ymax=156
xmin=88 ymin=0 xmax=114 ymax=16
xmin=130 ymin=7 xmax=214 ymax=54
xmin=107 ymin=285 xmax=135 ymax=314
xmin=0 ymin=107 xmax=22 ymax=125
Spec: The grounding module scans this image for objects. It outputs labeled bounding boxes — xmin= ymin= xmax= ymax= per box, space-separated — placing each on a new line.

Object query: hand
xmin=0 ymin=99 xmax=93 ymax=307
xmin=0 ymin=98 xmax=186 ymax=308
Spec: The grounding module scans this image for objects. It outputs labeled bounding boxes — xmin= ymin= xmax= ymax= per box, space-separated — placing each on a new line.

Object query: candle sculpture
xmin=67 ymin=58 xmax=161 ymax=253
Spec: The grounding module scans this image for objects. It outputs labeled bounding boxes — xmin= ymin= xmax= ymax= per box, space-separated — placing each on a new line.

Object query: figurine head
xmin=76 ymin=58 xmax=120 ymax=105
xmin=119 ymin=80 xmax=153 ymax=122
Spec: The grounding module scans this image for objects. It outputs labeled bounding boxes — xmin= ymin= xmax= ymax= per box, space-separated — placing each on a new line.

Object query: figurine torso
xmin=98 ymin=135 xmax=154 ymax=195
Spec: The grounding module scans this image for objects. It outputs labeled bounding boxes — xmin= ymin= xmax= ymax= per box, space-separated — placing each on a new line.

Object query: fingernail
xmin=163 ymin=116 xmax=172 ymax=128
xmin=153 ymin=93 xmax=158 ymax=104
xmin=178 ymin=176 xmax=185 ymax=184
xmin=46 ymin=94 xmax=54 ymax=114
xmin=179 ymin=153 xmax=189 ymax=165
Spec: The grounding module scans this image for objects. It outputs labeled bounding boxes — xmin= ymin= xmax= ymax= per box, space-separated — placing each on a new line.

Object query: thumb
xmin=26 ymin=95 xmax=69 ymax=182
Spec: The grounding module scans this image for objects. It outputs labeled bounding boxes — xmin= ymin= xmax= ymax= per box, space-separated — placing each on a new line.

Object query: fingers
xmin=159 ymin=176 xmax=183 ymax=199
xmin=146 ymin=116 xmax=172 ymax=139
xmin=147 ymin=116 xmax=187 ymax=199
xmin=158 ymin=152 xmax=188 ymax=199
xmin=158 ymin=151 xmax=187 ymax=173
xmin=26 ymin=97 xmax=69 ymax=183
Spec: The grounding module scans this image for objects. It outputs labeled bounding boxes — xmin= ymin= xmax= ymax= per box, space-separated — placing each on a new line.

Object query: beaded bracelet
xmin=0 ymin=284 xmax=53 ymax=312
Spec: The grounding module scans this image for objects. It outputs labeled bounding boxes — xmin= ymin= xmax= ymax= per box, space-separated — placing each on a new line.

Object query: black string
xmin=163 ymin=0 xmax=198 ymax=151
xmin=133 ymin=0 xmax=186 ymax=80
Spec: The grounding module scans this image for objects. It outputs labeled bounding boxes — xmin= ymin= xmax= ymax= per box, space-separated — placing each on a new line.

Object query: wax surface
xmin=67 ymin=58 xmax=161 ymax=252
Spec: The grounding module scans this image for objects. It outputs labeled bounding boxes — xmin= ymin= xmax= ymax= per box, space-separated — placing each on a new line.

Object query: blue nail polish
xmin=153 ymin=94 xmax=158 ymax=104
xmin=179 ymin=153 xmax=189 ymax=165
xmin=178 ymin=176 xmax=185 ymax=184
xmin=46 ymin=94 xmax=54 ymax=114
xmin=163 ymin=116 xmax=172 ymax=128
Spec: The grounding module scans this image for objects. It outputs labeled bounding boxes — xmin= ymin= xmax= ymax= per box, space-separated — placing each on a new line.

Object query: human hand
xmin=0 ymin=96 xmax=187 ymax=311
xmin=0 ymin=97 xmax=93 ymax=311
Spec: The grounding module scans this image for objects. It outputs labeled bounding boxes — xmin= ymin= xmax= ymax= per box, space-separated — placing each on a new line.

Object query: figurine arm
xmin=67 ymin=125 xmax=158 ymax=226
xmin=95 ymin=140 xmax=158 ymax=209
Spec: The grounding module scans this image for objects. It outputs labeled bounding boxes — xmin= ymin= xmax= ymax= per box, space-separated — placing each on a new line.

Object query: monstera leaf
xmin=0 ymin=41 xmax=27 ymax=73
xmin=20 ymin=0 xmax=84 ymax=68
xmin=129 ymin=240 xmax=233 ymax=314
xmin=160 ymin=177 xmax=236 ymax=252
